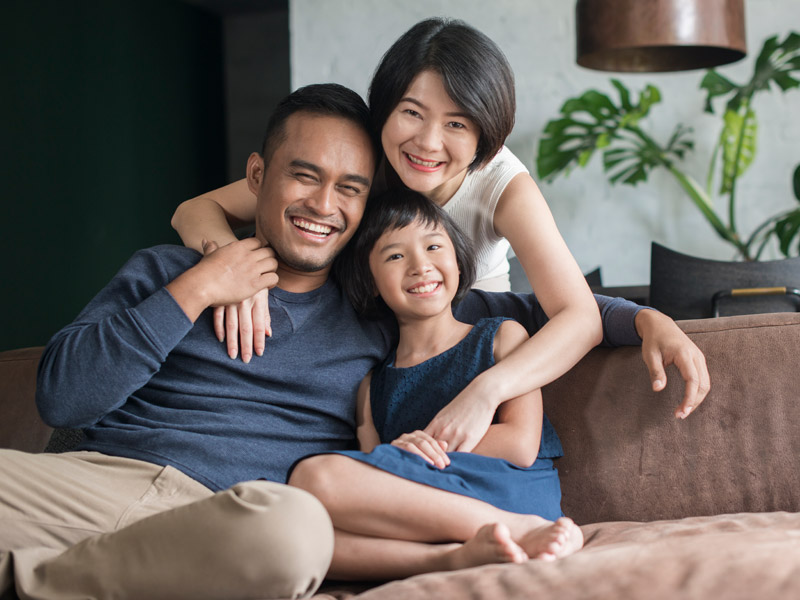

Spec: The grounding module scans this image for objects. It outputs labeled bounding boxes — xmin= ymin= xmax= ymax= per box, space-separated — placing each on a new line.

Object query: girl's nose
xmin=409 ymin=253 xmax=433 ymax=276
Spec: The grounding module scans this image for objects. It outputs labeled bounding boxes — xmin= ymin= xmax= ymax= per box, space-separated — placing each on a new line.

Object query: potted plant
xmin=537 ymin=32 xmax=800 ymax=261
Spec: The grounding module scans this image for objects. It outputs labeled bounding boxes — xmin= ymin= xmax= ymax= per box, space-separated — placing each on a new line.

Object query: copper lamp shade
xmin=576 ymin=0 xmax=747 ymax=72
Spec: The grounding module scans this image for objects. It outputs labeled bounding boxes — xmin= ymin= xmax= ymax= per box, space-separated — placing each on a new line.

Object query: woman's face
xmin=380 ymin=70 xmax=480 ymax=206
xmin=368 ymin=219 xmax=460 ymax=321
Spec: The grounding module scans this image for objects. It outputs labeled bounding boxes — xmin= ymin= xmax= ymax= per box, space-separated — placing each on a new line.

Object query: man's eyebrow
xmin=289 ymin=159 xmax=370 ymax=188
xmin=398 ymin=96 xmax=471 ymax=119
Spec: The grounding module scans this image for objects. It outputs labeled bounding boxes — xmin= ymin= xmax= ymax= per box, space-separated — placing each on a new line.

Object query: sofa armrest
xmin=544 ymin=312 xmax=800 ymax=524
xmin=0 ymin=346 xmax=52 ymax=453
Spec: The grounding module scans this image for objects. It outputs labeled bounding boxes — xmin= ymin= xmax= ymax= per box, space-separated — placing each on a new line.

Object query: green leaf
xmin=700 ymin=70 xmax=737 ymax=113
xmin=719 ymin=107 xmax=757 ymax=194
xmin=793 ymin=163 xmax=800 ymax=201
xmin=611 ymin=79 xmax=633 ymax=111
xmin=773 ymin=209 xmax=800 ymax=256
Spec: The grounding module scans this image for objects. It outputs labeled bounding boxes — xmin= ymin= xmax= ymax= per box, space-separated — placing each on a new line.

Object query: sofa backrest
xmin=544 ymin=311 xmax=800 ymax=524
xmin=0 ymin=346 xmax=52 ymax=453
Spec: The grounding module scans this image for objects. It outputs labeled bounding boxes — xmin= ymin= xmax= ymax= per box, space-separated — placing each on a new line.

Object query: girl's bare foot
xmin=445 ymin=523 xmax=529 ymax=570
xmin=516 ymin=516 xmax=583 ymax=561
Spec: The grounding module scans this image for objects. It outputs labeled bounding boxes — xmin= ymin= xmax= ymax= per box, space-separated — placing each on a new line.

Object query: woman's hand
xmin=391 ymin=430 xmax=450 ymax=469
xmin=423 ymin=385 xmax=497 ymax=454
xmin=202 ymin=240 xmax=277 ymax=362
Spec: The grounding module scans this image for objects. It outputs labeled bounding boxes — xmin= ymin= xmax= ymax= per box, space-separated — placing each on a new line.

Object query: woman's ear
xmin=246 ymin=153 xmax=264 ymax=195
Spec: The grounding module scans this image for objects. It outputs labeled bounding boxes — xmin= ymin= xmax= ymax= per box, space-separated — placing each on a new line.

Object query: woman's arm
xmin=172 ymin=179 xmax=266 ymax=361
xmin=470 ymin=320 xmax=543 ymax=468
xmin=171 ymin=178 xmax=257 ymax=252
xmin=425 ymin=173 xmax=602 ymax=450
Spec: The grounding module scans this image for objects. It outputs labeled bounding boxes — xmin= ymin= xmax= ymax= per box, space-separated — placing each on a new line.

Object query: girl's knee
xmin=287 ymin=455 xmax=341 ymax=500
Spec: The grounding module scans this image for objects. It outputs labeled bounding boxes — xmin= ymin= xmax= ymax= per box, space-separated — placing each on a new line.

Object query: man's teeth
xmin=409 ymin=283 xmax=438 ymax=294
xmin=407 ymin=154 xmax=441 ymax=168
xmin=293 ymin=218 xmax=332 ymax=235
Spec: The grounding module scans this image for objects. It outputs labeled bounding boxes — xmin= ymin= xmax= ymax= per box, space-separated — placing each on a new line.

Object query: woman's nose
xmin=414 ymin=122 xmax=442 ymax=153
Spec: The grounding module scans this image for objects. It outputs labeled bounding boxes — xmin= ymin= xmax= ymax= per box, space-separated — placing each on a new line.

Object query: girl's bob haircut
xmin=335 ymin=188 xmax=477 ymax=318
xmin=368 ymin=17 xmax=516 ymax=173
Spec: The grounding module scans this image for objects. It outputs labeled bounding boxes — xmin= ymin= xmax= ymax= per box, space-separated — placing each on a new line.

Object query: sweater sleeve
xmin=454 ymin=290 xmax=644 ymax=347
xmin=36 ymin=247 xmax=195 ymax=428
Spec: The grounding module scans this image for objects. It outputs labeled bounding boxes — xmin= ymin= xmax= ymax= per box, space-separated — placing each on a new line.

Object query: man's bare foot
xmin=445 ymin=523 xmax=529 ymax=570
xmin=518 ymin=517 xmax=584 ymax=561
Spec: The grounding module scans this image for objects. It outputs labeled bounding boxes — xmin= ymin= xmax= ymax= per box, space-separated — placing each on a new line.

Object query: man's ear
xmin=246 ymin=153 xmax=264 ymax=195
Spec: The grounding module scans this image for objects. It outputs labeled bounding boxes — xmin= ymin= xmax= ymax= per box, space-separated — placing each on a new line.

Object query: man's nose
xmin=307 ymin=183 xmax=336 ymax=215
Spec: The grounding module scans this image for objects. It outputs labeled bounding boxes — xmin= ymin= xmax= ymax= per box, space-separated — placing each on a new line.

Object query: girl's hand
xmin=391 ymin=430 xmax=450 ymax=469
xmin=423 ymin=387 xmax=496 ymax=453
xmin=203 ymin=240 xmax=276 ymax=363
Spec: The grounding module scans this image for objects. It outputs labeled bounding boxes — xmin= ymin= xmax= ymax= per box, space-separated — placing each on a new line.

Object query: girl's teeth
xmin=410 ymin=283 xmax=438 ymax=294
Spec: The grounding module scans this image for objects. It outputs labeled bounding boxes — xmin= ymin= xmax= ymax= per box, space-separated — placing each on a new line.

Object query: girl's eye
xmin=387 ymin=253 xmax=403 ymax=261
xmin=427 ymin=244 xmax=441 ymax=251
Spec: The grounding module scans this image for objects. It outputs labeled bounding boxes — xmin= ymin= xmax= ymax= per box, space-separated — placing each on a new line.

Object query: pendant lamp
xmin=576 ymin=0 xmax=747 ymax=72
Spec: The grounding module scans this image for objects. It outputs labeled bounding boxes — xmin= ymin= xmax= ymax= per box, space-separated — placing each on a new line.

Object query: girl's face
xmin=368 ymin=219 xmax=460 ymax=321
xmin=381 ymin=70 xmax=480 ymax=206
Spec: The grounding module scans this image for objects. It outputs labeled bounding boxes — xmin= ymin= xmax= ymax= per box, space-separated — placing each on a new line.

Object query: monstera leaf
xmin=772 ymin=164 xmax=800 ymax=256
xmin=537 ymin=80 xmax=675 ymax=186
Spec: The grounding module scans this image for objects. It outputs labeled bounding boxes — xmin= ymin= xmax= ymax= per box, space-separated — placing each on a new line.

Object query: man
xmin=1 ymin=84 xmax=708 ymax=599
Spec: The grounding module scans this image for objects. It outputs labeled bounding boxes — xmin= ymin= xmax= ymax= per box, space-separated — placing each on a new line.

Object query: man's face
xmin=248 ymin=112 xmax=375 ymax=283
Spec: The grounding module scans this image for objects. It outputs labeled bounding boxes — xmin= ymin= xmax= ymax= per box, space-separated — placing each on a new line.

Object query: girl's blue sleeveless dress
xmin=331 ymin=317 xmax=564 ymax=520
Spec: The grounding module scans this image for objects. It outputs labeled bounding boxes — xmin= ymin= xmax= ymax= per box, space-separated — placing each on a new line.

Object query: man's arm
xmin=36 ymin=240 xmax=276 ymax=428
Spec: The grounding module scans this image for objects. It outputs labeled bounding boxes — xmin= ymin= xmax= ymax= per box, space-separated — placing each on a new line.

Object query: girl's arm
xmin=425 ymin=173 xmax=602 ymax=451
xmin=172 ymin=178 xmax=266 ymax=361
xmin=470 ymin=320 xmax=543 ymax=468
xmin=355 ymin=373 xmax=381 ymax=453
xmin=171 ymin=178 xmax=257 ymax=252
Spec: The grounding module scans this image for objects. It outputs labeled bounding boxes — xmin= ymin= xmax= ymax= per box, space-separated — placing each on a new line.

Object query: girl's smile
xmin=381 ymin=70 xmax=480 ymax=206
xmin=369 ymin=219 xmax=460 ymax=320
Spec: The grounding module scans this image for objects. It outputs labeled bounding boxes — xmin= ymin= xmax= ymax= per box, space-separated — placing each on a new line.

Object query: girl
xmin=172 ymin=17 xmax=606 ymax=449
xmin=288 ymin=188 xmax=583 ymax=580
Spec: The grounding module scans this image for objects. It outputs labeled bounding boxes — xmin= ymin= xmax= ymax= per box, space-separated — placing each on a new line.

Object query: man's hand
xmin=202 ymin=241 xmax=276 ymax=362
xmin=166 ymin=238 xmax=278 ymax=329
xmin=391 ymin=430 xmax=450 ymax=469
xmin=423 ymin=386 xmax=496 ymax=453
xmin=635 ymin=308 xmax=711 ymax=418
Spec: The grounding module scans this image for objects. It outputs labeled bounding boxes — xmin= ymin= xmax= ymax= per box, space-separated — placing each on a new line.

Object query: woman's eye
xmin=447 ymin=121 xmax=466 ymax=129
xmin=403 ymin=109 xmax=421 ymax=118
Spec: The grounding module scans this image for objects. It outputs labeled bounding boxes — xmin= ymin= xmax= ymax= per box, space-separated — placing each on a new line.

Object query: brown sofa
xmin=2 ymin=312 xmax=800 ymax=599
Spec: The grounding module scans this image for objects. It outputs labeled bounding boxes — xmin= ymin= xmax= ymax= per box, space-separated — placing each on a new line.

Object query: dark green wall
xmin=1 ymin=0 xmax=225 ymax=351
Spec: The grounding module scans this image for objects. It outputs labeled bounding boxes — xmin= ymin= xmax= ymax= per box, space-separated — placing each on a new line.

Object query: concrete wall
xmin=289 ymin=0 xmax=799 ymax=285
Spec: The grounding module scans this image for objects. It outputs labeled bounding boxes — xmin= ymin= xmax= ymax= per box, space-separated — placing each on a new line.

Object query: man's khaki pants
xmin=0 ymin=450 xmax=333 ymax=599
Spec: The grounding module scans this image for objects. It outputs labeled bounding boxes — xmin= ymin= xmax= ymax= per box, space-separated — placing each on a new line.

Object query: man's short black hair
xmin=335 ymin=188 xmax=477 ymax=318
xmin=260 ymin=83 xmax=379 ymax=166
xmin=368 ymin=17 xmax=516 ymax=172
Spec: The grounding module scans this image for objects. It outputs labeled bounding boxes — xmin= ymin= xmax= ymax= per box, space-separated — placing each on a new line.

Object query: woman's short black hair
xmin=335 ymin=188 xmax=477 ymax=318
xmin=368 ymin=17 xmax=516 ymax=172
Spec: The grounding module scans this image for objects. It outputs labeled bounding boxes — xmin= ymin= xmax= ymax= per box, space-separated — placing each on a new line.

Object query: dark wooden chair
xmin=649 ymin=242 xmax=800 ymax=320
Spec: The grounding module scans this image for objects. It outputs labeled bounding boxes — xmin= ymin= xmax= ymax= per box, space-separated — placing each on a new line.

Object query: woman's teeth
xmin=406 ymin=154 xmax=441 ymax=168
